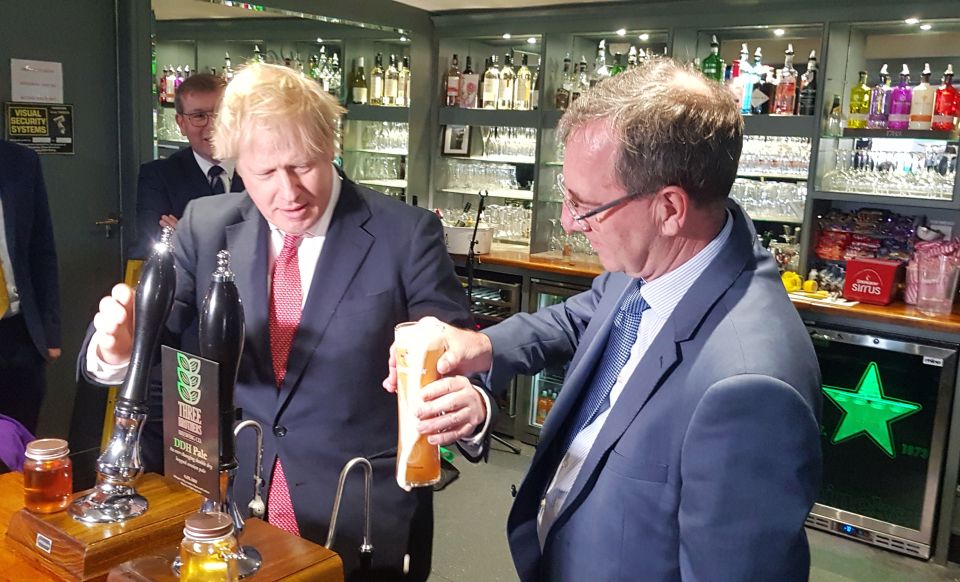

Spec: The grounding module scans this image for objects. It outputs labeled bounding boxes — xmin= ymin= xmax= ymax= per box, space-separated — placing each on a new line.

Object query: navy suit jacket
xmin=0 ymin=140 xmax=60 ymax=358
xmin=115 ymin=178 xmax=469 ymax=581
xmin=131 ymin=147 xmax=244 ymax=258
xmin=484 ymin=202 xmax=822 ymax=581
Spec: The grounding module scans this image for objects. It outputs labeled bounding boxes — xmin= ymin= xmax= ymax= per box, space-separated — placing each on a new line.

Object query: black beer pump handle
xmin=199 ymin=250 xmax=245 ymax=468
xmin=118 ymin=227 xmax=177 ymax=407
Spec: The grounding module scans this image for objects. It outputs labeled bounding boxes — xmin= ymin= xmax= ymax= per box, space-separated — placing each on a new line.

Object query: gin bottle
xmin=887 ymin=64 xmax=912 ymax=130
xmin=909 ymin=63 xmax=935 ymax=130
xmin=867 ymin=64 xmax=891 ymax=129
xmin=701 ymin=34 xmax=724 ymax=82
xmin=847 ymin=70 xmax=871 ymax=128
xmin=772 ymin=44 xmax=797 ymax=115
xmin=738 ymin=44 xmax=753 ymax=114
xmin=932 ymin=65 xmax=958 ymax=131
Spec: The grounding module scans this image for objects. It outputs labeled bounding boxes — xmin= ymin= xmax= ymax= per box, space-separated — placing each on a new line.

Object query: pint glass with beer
xmin=394 ymin=321 xmax=444 ymax=490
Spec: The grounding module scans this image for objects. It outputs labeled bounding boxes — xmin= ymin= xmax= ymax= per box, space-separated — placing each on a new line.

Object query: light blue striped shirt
xmin=537 ymin=211 xmax=734 ymax=547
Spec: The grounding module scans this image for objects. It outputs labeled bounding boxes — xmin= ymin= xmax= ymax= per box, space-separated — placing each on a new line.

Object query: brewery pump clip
xmin=71 ymin=227 xmax=178 ymax=523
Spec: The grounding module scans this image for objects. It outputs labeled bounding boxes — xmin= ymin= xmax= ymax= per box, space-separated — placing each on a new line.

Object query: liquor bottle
xmin=499 ymin=53 xmax=516 ymax=110
xmin=369 ymin=52 xmax=385 ymax=106
xmin=459 ymin=56 xmax=479 ymax=109
xmin=798 ymin=51 xmax=818 ymax=116
xmin=398 ymin=56 xmax=411 ymax=108
xmin=383 ymin=54 xmax=400 ymax=106
xmin=826 ymin=95 xmax=843 ymax=137
xmin=165 ymin=65 xmax=177 ymax=103
xmin=590 ymin=40 xmax=609 ymax=87
xmin=867 ymin=64 xmax=891 ymax=129
xmin=847 ymin=70 xmax=871 ymax=128
xmin=701 ymin=34 xmax=724 ymax=82
xmin=530 ymin=57 xmax=540 ymax=110
xmin=627 ymin=46 xmax=638 ymax=69
xmin=330 ymin=53 xmax=342 ymax=96
xmin=223 ymin=53 xmax=234 ymax=82
xmin=253 ymin=44 xmax=265 ymax=64
xmin=772 ymin=44 xmax=797 ymax=115
xmin=887 ymin=64 xmax=912 ymax=130
xmin=158 ymin=66 xmax=167 ymax=106
xmin=610 ymin=53 xmax=625 ymax=76
xmin=481 ymin=56 xmax=500 ymax=110
xmin=574 ymin=59 xmax=589 ymax=102
xmin=750 ymin=48 xmax=770 ymax=114
xmin=638 ymin=47 xmax=648 ymax=66
xmin=444 ymin=54 xmax=461 ymax=107
xmin=909 ymin=63 xmax=935 ymax=130
xmin=351 ymin=57 xmax=368 ymax=105
xmin=932 ymin=65 xmax=958 ymax=131
xmin=555 ymin=54 xmax=573 ymax=110
xmin=737 ymin=43 xmax=753 ymax=114
xmin=174 ymin=66 xmax=184 ymax=92
xmin=727 ymin=60 xmax=743 ymax=108
xmin=183 ymin=65 xmax=191 ymax=79
xmin=514 ymin=54 xmax=533 ymax=110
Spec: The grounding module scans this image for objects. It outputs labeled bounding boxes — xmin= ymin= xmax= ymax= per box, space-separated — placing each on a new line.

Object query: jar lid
xmin=183 ymin=511 xmax=234 ymax=540
xmin=25 ymin=438 xmax=69 ymax=461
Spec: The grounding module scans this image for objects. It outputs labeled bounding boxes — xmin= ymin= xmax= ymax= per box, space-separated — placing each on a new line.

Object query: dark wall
xmin=0 ymin=1 xmax=124 ymax=444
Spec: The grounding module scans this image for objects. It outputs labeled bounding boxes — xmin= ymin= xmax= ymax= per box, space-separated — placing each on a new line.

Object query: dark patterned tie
xmin=267 ymin=233 xmax=302 ymax=535
xmin=208 ymin=165 xmax=226 ymax=194
xmin=560 ymin=280 xmax=648 ymax=454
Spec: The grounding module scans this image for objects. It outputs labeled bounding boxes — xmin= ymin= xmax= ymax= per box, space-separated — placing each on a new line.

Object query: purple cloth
xmin=0 ymin=413 xmax=35 ymax=472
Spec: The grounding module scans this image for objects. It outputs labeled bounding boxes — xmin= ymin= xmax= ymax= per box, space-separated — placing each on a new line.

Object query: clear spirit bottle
xmin=627 ymin=46 xmax=638 ymax=69
xmin=909 ymin=63 xmax=935 ymax=130
xmin=574 ymin=59 xmax=588 ymax=102
xmin=750 ymin=48 xmax=769 ymax=115
xmin=887 ymin=64 xmax=912 ymax=130
xmin=867 ymin=64 xmax=891 ymax=129
xmin=847 ymin=70 xmax=871 ymax=129
xmin=772 ymin=44 xmax=797 ymax=115
xmin=590 ymin=40 xmax=609 ymax=87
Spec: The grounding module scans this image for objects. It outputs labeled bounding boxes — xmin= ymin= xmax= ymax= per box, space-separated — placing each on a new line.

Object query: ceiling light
xmin=502 ymin=33 xmax=511 ymax=39
xmin=638 ymin=33 xmax=650 ymax=41
xmin=616 ymin=28 xmax=627 ymax=36
xmin=400 ymin=35 xmax=409 ymax=42
xmin=773 ymin=28 xmax=785 ymax=37
xmin=316 ymin=37 xmax=323 ymax=43
xmin=527 ymin=37 xmax=537 ymax=45
xmin=904 ymin=17 xmax=920 ymax=25
xmin=920 ymin=23 xmax=932 ymax=30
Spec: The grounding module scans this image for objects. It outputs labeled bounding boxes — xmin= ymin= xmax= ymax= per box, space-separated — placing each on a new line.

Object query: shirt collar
xmin=266 ymin=165 xmax=342 ymax=239
xmin=192 ymin=150 xmax=235 ymax=181
xmin=640 ymin=210 xmax=733 ymax=318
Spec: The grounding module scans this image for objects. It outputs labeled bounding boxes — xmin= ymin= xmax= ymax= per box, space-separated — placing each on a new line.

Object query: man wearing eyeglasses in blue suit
xmin=130 ymin=73 xmax=244 ymax=258
xmin=389 ymin=59 xmax=823 ymax=582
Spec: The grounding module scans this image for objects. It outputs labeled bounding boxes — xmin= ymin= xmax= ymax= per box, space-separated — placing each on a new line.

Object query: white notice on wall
xmin=10 ymin=59 xmax=63 ymax=104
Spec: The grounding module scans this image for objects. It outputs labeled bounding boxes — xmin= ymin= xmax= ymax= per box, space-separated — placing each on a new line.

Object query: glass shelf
xmin=439 ymin=187 xmax=534 ymax=201
xmin=358 ymin=179 xmax=407 ymax=189
xmin=343 ymin=147 xmax=407 ymax=156
xmin=446 ymin=154 xmax=536 ymax=165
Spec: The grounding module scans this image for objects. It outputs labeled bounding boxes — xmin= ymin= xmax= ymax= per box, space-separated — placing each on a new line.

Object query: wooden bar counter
xmin=0 ymin=472 xmax=342 ymax=581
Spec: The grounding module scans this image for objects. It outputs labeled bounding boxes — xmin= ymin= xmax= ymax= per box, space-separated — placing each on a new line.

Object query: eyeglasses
xmin=179 ymin=110 xmax=217 ymax=128
xmin=556 ymin=173 xmax=643 ymax=230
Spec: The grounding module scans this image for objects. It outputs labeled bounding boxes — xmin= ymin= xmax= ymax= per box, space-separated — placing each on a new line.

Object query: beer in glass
xmin=394 ymin=321 xmax=444 ymax=489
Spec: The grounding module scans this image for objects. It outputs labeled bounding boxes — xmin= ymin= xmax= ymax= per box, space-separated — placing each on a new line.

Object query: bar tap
xmin=198 ymin=251 xmax=264 ymax=578
xmin=326 ymin=457 xmax=374 ymax=570
xmin=71 ymin=227 xmax=178 ymax=523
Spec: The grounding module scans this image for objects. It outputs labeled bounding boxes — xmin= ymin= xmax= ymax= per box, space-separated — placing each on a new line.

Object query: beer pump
xmin=197 ymin=250 xmax=265 ymax=577
xmin=71 ymin=227 xmax=178 ymax=523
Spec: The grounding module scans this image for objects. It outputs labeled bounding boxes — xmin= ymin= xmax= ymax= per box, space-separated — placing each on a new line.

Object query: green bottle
xmin=701 ymin=34 xmax=724 ymax=82
xmin=847 ymin=70 xmax=871 ymax=129
xmin=610 ymin=52 xmax=625 ymax=76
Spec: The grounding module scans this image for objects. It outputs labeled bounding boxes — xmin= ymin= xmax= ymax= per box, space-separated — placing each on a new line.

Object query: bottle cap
xmin=923 ymin=63 xmax=931 ymax=75
xmin=880 ymin=63 xmax=889 ymax=75
xmin=183 ymin=511 xmax=235 ymax=540
xmin=25 ymin=438 xmax=69 ymax=461
xmin=901 ymin=64 xmax=910 ymax=75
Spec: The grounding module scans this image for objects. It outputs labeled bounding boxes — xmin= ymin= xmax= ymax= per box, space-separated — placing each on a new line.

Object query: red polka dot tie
xmin=268 ymin=233 xmax=302 ymax=535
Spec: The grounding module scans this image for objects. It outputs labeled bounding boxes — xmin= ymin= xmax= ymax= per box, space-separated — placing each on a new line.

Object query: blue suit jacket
xmin=130 ymin=147 xmax=244 ymax=258
xmin=137 ymin=178 xmax=469 ymax=581
xmin=484 ymin=203 xmax=822 ymax=581
xmin=0 ymin=140 xmax=60 ymax=358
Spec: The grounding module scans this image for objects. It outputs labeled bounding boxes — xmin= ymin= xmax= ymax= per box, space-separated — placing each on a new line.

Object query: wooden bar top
xmin=465 ymin=245 xmax=960 ymax=334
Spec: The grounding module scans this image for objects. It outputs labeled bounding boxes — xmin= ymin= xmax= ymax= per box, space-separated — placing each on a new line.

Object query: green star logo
xmin=822 ymin=361 xmax=921 ymax=458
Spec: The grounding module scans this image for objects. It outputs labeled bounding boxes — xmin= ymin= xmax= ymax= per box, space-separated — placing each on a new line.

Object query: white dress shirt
xmin=86 ymin=167 xmax=342 ymax=383
xmin=537 ymin=211 xmax=734 ymax=547
xmin=193 ymin=151 xmax=238 ymax=193
xmin=0 ymin=197 xmax=21 ymax=317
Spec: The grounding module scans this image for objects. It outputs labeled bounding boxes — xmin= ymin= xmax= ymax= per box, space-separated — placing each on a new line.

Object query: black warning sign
xmin=4 ymin=103 xmax=74 ymax=155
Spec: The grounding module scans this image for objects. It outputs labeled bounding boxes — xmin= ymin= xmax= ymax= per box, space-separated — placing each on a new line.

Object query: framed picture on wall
xmin=441 ymin=125 xmax=471 ymax=156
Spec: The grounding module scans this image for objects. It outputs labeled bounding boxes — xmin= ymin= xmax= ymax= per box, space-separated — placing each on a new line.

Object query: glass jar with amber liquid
xmin=179 ymin=512 xmax=240 ymax=581
xmin=23 ymin=438 xmax=72 ymax=513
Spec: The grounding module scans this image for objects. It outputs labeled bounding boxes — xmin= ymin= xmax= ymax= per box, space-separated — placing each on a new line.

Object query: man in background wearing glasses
xmin=391 ymin=59 xmax=822 ymax=581
xmin=130 ymin=73 xmax=244 ymax=258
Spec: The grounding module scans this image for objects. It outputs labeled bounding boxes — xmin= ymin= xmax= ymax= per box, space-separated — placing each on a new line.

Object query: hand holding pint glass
xmin=394 ymin=321 xmax=445 ymax=490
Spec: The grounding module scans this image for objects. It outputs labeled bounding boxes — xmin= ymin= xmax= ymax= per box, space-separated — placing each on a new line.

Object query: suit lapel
xmin=225 ymin=200 xmax=271 ymax=384
xmin=277 ymin=181 xmax=373 ymax=411
xmin=178 ymin=147 xmax=211 ymax=196
xmin=548 ymin=202 xmax=756 ymax=535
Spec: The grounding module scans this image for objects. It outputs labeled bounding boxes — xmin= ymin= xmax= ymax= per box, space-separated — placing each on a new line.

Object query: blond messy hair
xmin=213 ymin=62 xmax=345 ymax=160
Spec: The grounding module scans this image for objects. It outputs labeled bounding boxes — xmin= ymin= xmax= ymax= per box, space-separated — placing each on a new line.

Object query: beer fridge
xmin=805 ymin=325 xmax=958 ymax=559
xmin=518 ymin=278 xmax=590 ymax=446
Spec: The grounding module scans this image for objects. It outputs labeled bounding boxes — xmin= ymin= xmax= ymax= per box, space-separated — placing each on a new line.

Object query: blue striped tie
xmin=560 ymin=280 xmax=648 ymax=454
